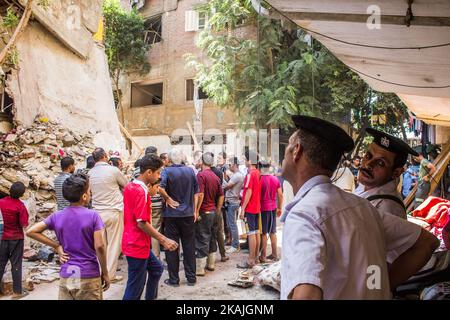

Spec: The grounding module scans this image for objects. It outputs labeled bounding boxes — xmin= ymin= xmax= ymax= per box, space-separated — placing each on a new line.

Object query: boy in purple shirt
xmin=27 ymin=173 xmax=110 ymax=300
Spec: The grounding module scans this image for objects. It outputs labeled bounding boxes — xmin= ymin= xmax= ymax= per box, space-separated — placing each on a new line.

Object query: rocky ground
xmin=0 ymin=248 xmax=280 ymax=300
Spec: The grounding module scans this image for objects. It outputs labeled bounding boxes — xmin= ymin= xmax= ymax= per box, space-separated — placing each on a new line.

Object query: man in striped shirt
xmin=54 ymin=157 xmax=75 ymax=211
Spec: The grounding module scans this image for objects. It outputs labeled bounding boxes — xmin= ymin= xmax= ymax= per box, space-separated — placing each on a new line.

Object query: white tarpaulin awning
xmin=265 ymin=0 xmax=450 ymax=126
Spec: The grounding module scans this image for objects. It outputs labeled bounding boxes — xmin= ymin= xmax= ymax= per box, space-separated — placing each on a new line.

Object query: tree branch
xmin=0 ymin=0 xmax=34 ymax=65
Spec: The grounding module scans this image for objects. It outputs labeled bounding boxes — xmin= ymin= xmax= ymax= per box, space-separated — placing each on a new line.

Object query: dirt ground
xmin=0 ymin=247 xmax=280 ymax=301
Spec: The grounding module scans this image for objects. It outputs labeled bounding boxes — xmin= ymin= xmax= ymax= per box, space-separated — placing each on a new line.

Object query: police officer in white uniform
xmin=281 ymin=116 xmax=439 ymax=300
xmin=354 ymin=128 xmax=419 ymax=219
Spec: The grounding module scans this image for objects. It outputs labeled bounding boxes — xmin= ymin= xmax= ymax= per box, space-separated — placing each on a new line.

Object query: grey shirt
xmin=224 ymin=171 xmax=245 ymax=204
xmin=54 ymin=172 xmax=71 ymax=211
xmin=89 ymin=162 xmax=128 ymax=212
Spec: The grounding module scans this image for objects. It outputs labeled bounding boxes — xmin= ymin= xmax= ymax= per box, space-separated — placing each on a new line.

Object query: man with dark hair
xmin=109 ymin=157 xmax=123 ymax=171
xmin=413 ymin=151 xmax=436 ymax=208
xmin=0 ymin=182 xmax=28 ymax=299
xmin=122 ymin=154 xmax=178 ymax=300
xmin=160 ymin=153 xmax=169 ymax=167
xmin=354 ymin=128 xmax=419 ymax=219
xmin=159 ymin=149 xmax=200 ymax=287
xmin=194 ymin=152 xmax=224 ymax=276
xmin=27 ymin=174 xmax=109 ymax=300
xmin=350 ymin=155 xmax=361 ymax=178
xmin=223 ymin=157 xmax=245 ymax=254
xmin=281 ymin=115 xmax=439 ymax=300
xmin=145 ymin=146 xmax=158 ymax=155
xmin=237 ymin=150 xmax=261 ymax=269
xmin=89 ymin=147 xmax=128 ymax=282
xmin=54 ymin=156 xmax=76 ymax=211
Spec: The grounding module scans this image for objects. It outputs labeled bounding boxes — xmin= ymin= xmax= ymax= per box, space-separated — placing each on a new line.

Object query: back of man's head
xmin=92 ymin=148 xmax=107 ymax=163
xmin=61 ymin=156 xmax=75 ymax=172
xmin=145 ymin=146 xmax=158 ymax=155
xmin=202 ymin=152 xmax=214 ymax=167
xmin=86 ymin=155 xmax=95 ymax=169
xmin=140 ymin=154 xmax=163 ymax=174
xmin=63 ymin=173 xmax=89 ymax=203
xmin=10 ymin=182 xmax=26 ymax=199
xmin=296 ymin=129 xmax=342 ymax=172
xmin=168 ymin=149 xmax=183 ymax=165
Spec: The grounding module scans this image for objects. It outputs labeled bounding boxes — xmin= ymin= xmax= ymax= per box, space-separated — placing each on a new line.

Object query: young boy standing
xmin=27 ymin=173 xmax=109 ymax=300
xmin=0 ymin=182 xmax=29 ymax=299
xmin=122 ymin=154 xmax=178 ymax=300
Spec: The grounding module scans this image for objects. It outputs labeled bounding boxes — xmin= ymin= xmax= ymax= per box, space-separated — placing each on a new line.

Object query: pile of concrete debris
xmin=0 ymin=116 xmax=96 ymax=224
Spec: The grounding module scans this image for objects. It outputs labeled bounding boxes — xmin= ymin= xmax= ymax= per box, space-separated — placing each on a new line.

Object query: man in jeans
xmin=414 ymin=151 xmax=436 ymax=208
xmin=195 ymin=152 xmax=224 ymax=276
xmin=223 ymin=157 xmax=245 ymax=254
xmin=122 ymin=154 xmax=178 ymax=300
xmin=159 ymin=149 xmax=200 ymax=286
xmin=89 ymin=147 xmax=128 ymax=282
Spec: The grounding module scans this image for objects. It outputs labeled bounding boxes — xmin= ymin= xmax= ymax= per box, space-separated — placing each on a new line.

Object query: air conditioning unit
xmin=185 ymin=10 xmax=199 ymax=32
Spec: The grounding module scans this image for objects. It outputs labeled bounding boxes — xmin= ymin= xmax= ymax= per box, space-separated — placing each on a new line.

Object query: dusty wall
xmin=120 ymin=0 xmax=240 ymax=142
xmin=7 ymin=22 xmax=126 ymax=153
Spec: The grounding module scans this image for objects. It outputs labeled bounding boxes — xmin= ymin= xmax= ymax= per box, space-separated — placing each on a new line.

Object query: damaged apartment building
xmin=119 ymin=0 xmax=252 ymax=158
xmin=0 ymin=1 xmax=125 ymax=236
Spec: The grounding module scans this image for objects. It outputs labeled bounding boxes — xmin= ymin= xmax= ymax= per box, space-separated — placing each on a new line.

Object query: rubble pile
xmin=0 ymin=117 xmax=96 ymax=222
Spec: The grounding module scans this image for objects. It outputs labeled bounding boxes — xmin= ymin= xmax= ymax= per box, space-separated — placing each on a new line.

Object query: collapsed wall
xmin=0 ymin=117 xmax=95 ymax=224
xmin=6 ymin=21 xmax=126 ymax=154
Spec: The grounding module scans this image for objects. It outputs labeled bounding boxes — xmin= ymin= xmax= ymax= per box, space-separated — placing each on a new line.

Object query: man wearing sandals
xmin=237 ymin=150 xmax=262 ymax=269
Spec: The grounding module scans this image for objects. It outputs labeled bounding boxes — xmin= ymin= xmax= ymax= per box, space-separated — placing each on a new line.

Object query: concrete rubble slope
xmin=0 ymin=116 xmax=95 ymax=231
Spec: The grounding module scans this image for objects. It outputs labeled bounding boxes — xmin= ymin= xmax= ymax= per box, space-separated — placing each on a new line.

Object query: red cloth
xmin=412 ymin=196 xmax=450 ymax=227
xmin=241 ymin=169 xmax=261 ymax=214
xmin=0 ymin=197 xmax=29 ymax=240
xmin=122 ymin=181 xmax=152 ymax=259
xmin=412 ymin=196 xmax=450 ymax=250
xmin=197 ymin=168 xmax=223 ymax=212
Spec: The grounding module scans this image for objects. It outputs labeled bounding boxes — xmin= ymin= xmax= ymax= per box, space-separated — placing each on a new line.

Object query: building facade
xmin=119 ymin=0 xmax=240 ymax=157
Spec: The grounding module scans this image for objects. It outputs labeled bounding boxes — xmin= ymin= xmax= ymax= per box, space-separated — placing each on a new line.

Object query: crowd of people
xmin=0 ymin=115 xmax=444 ymax=301
xmin=0 ymin=143 xmax=285 ymax=300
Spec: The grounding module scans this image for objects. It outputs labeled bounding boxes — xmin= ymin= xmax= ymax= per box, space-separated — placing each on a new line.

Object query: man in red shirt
xmin=195 ymin=152 xmax=224 ymax=276
xmin=238 ymin=150 xmax=261 ymax=269
xmin=122 ymin=154 xmax=178 ymax=300
xmin=0 ymin=182 xmax=29 ymax=299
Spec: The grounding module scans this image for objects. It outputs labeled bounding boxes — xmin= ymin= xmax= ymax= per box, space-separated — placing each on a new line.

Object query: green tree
xmin=187 ymin=0 xmax=409 ymax=150
xmin=103 ymin=0 xmax=150 ymax=121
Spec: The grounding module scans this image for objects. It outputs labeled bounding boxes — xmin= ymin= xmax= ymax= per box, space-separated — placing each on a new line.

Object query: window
xmin=131 ymin=82 xmax=163 ymax=107
xmin=186 ymin=79 xmax=208 ymax=101
xmin=144 ymin=15 xmax=162 ymax=45
xmin=198 ymin=12 xmax=208 ymax=30
xmin=185 ymin=10 xmax=208 ymax=31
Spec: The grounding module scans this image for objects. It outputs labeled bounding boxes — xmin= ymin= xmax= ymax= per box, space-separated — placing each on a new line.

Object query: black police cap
xmin=292 ymin=115 xmax=355 ymax=153
xmin=366 ymin=128 xmax=419 ymax=157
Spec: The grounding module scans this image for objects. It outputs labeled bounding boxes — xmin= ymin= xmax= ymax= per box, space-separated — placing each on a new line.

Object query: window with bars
xmin=144 ymin=15 xmax=162 ymax=45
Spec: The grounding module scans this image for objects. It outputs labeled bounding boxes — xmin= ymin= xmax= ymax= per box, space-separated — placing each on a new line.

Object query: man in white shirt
xmin=354 ymin=128 xmax=419 ymax=219
xmin=89 ymin=147 xmax=128 ymax=282
xmin=281 ymin=115 xmax=439 ymax=300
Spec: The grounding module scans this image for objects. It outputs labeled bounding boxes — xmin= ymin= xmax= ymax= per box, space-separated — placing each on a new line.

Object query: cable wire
xmin=264 ymin=0 xmax=450 ymax=50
